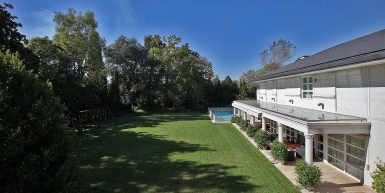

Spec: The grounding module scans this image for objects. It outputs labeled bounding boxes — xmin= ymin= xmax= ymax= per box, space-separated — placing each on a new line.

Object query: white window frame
xmin=302 ymin=76 xmax=313 ymax=98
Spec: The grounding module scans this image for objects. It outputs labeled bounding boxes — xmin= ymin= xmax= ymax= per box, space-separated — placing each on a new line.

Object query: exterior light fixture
xmin=260 ymin=97 xmax=263 ymax=100
xmin=289 ymin=99 xmax=293 ymax=104
xmin=318 ymin=103 xmax=324 ymax=109
xmin=271 ymin=98 xmax=275 ymax=102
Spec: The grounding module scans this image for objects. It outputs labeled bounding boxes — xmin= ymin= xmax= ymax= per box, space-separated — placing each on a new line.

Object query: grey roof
xmin=251 ymin=29 xmax=385 ymax=83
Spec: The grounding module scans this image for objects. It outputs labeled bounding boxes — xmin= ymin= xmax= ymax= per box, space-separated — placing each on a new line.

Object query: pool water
xmin=212 ymin=112 xmax=233 ymax=122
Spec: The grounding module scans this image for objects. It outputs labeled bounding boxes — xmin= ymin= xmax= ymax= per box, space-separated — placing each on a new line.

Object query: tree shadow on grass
xmin=100 ymin=110 xmax=211 ymax=130
xmin=78 ymin=112 xmax=259 ymax=192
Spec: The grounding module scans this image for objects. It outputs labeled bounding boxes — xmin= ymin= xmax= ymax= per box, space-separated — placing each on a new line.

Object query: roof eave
xmin=250 ymin=50 xmax=385 ymax=84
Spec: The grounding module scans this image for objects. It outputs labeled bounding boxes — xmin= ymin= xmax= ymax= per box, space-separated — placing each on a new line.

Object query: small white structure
xmin=233 ymin=29 xmax=385 ymax=187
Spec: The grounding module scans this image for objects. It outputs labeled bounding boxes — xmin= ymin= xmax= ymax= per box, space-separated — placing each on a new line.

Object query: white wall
xmin=255 ymin=63 xmax=385 ymax=187
xmin=369 ymin=64 xmax=385 ymax=117
xmin=266 ymin=80 xmax=277 ymax=103
xmin=336 ymin=67 xmax=368 ymax=116
xmin=277 ymin=79 xmax=286 ymax=104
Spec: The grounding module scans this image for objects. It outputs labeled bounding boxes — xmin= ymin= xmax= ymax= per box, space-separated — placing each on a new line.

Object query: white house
xmin=232 ymin=29 xmax=385 ymax=187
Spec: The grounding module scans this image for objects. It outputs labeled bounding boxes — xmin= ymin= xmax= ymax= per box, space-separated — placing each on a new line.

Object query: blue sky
xmin=9 ymin=0 xmax=385 ymax=80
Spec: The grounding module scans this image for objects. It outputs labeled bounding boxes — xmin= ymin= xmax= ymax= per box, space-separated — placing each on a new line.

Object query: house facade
xmin=232 ymin=29 xmax=385 ymax=186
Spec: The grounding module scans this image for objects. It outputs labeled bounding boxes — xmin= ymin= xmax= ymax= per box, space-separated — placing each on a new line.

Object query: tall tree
xmin=52 ymin=8 xmax=107 ymax=111
xmin=105 ymin=36 xmax=148 ymax=109
xmin=237 ymin=77 xmax=250 ymax=100
xmin=240 ymin=69 xmax=257 ymax=99
xmin=221 ymin=75 xmax=238 ymax=104
xmin=0 ymin=51 xmax=83 ymax=192
xmin=25 ymin=36 xmax=88 ymax=113
xmin=258 ymin=39 xmax=296 ymax=75
xmin=0 ymin=3 xmax=39 ymax=71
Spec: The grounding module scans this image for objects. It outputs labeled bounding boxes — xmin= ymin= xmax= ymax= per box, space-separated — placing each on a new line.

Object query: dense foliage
xmin=254 ymin=130 xmax=270 ymax=149
xmin=246 ymin=124 xmax=257 ymax=137
xmin=0 ymin=51 xmax=83 ymax=192
xmin=295 ymin=159 xmax=322 ymax=189
xmin=270 ymin=140 xmax=288 ymax=162
xmin=371 ymin=159 xmax=385 ymax=192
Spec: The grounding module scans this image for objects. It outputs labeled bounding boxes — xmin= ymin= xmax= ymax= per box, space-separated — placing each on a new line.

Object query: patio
xmin=235 ymin=124 xmax=375 ymax=193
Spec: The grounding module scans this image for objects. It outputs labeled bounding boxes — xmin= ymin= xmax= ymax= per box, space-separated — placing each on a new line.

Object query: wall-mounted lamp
xmin=260 ymin=97 xmax=263 ymax=100
xmin=289 ymin=99 xmax=293 ymax=104
xmin=318 ymin=103 xmax=324 ymax=109
xmin=271 ymin=98 xmax=275 ymax=102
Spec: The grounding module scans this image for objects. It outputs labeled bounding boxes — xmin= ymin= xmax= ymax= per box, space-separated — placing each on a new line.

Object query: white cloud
xmin=22 ymin=9 xmax=56 ymax=39
xmin=114 ymin=0 xmax=136 ymax=24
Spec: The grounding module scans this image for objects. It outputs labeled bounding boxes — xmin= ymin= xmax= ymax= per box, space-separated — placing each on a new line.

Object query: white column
xmin=243 ymin=111 xmax=247 ymax=121
xmin=262 ymin=116 xmax=266 ymax=131
xmin=278 ymin=123 xmax=284 ymax=143
xmin=233 ymin=107 xmax=237 ymax=116
xmin=293 ymin=129 xmax=298 ymax=143
xmin=324 ymin=134 xmax=328 ymax=163
xmin=238 ymin=109 xmax=241 ymax=117
xmin=250 ymin=115 xmax=255 ymax=125
xmin=305 ymin=134 xmax=314 ymax=165
xmin=209 ymin=110 xmax=213 ymax=119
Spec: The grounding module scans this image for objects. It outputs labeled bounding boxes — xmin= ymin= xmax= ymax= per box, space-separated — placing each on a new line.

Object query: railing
xmin=208 ymin=107 xmax=233 ymax=114
xmin=208 ymin=107 xmax=233 ymax=122
xmin=77 ymin=107 xmax=114 ymax=131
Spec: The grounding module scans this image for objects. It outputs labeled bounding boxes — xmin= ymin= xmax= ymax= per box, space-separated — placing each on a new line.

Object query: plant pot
xmin=279 ymin=160 xmax=285 ymax=165
xmin=307 ymin=186 xmax=315 ymax=191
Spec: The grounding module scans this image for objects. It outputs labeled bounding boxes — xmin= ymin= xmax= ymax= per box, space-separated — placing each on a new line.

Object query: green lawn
xmin=78 ymin=111 xmax=299 ymax=193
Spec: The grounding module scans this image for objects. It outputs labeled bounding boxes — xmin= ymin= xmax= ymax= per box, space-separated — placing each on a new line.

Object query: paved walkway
xmin=233 ymin=124 xmax=375 ymax=193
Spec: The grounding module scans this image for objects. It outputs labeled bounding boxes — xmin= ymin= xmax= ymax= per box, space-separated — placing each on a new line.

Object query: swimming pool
xmin=212 ymin=111 xmax=233 ymax=122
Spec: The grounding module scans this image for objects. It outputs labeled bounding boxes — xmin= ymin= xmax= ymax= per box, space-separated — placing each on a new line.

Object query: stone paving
xmin=233 ymin=124 xmax=375 ymax=193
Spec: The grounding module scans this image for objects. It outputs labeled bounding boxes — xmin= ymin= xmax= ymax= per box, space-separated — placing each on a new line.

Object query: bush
xmin=371 ymin=159 xmax=385 ymax=192
xmin=246 ymin=124 xmax=257 ymax=137
xmin=239 ymin=119 xmax=248 ymax=131
xmin=295 ymin=159 xmax=323 ymax=189
xmin=0 ymin=52 xmax=84 ymax=192
xmin=270 ymin=140 xmax=288 ymax=162
xmin=231 ymin=115 xmax=239 ymax=123
xmin=254 ymin=130 xmax=270 ymax=149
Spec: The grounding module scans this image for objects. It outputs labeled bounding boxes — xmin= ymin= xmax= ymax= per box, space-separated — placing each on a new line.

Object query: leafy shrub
xmin=254 ymin=130 xmax=270 ymax=149
xmin=239 ymin=119 xmax=248 ymax=130
xmin=371 ymin=159 xmax=385 ymax=192
xmin=246 ymin=124 xmax=257 ymax=137
xmin=231 ymin=115 xmax=239 ymax=123
xmin=295 ymin=159 xmax=323 ymax=189
xmin=270 ymin=140 xmax=288 ymax=161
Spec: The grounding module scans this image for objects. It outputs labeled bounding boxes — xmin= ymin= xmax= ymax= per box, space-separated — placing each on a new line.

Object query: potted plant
xmin=270 ymin=140 xmax=288 ymax=164
xmin=254 ymin=130 xmax=270 ymax=149
xmin=295 ymin=159 xmax=323 ymax=190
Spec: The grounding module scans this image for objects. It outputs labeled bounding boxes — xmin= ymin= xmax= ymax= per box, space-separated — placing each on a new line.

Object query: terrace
xmin=233 ymin=100 xmax=371 ymax=182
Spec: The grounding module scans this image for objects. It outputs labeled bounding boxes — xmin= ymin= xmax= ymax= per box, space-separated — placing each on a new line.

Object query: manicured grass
xmin=78 ymin=111 xmax=300 ymax=193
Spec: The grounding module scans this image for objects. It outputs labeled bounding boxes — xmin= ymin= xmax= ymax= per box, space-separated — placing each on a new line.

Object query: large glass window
xmin=328 ymin=156 xmax=344 ymax=170
xmin=327 ymin=134 xmax=366 ymax=182
xmin=328 ymin=138 xmax=344 ymax=151
xmin=302 ymin=76 xmax=313 ymax=98
xmin=346 ymin=135 xmax=365 ymax=148
xmin=347 ymin=145 xmax=366 ymax=160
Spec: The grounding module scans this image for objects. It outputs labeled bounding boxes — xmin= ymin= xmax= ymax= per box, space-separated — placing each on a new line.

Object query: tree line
xmin=5 ymin=7 xmax=258 ymax=116
xmin=0 ymin=3 xmax=297 ymax=192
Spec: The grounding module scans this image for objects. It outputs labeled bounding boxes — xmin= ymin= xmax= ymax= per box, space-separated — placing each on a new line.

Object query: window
xmin=302 ymin=76 xmax=313 ymax=98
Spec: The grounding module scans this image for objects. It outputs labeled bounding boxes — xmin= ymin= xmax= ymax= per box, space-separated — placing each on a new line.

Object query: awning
xmin=232 ymin=100 xmax=370 ymax=135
